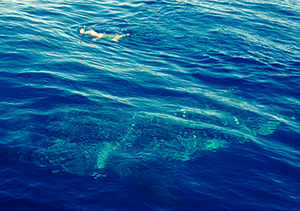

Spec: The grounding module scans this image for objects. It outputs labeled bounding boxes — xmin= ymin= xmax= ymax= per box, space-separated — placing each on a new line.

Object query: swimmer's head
xmin=80 ymin=28 xmax=85 ymax=34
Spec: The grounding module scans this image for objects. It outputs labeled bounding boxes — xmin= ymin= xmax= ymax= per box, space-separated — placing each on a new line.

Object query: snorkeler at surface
xmin=80 ymin=28 xmax=129 ymax=41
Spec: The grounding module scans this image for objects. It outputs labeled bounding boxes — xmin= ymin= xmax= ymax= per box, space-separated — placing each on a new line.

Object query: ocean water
xmin=0 ymin=0 xmax=299 ymax=210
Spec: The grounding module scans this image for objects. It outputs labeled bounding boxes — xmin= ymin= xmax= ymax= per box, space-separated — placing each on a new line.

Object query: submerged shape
xmin=0 ymin=86 xmax=282 ymax=176
xmin=0 ymin=93 xmax=282 ymax=208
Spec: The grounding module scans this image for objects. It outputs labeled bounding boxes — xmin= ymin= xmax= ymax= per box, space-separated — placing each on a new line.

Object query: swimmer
xmin=80 ymin=28 xmax=129 ymax=41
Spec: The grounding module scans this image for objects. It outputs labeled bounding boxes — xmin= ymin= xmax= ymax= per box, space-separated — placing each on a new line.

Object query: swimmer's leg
xmin=112 ymin=33 xmax=129 ymax=41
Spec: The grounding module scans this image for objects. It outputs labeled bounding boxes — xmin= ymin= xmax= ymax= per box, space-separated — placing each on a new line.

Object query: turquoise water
xmin=0 ymin=0 xmax=300 ymax=210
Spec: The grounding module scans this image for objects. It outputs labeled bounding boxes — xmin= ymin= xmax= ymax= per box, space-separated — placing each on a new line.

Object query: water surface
xmin=0 ymin=0 xmax=300 ymax=210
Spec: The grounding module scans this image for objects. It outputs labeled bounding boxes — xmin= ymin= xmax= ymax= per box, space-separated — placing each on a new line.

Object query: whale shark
xmin=0 ymin=87 xmax=282 ymax=207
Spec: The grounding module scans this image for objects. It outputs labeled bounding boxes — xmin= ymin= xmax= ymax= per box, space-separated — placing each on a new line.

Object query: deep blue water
xmin=1 ymin=0 xmax=300 ymax=210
